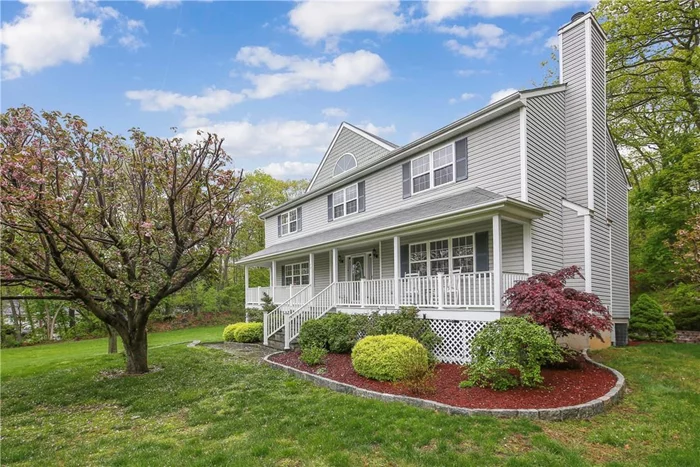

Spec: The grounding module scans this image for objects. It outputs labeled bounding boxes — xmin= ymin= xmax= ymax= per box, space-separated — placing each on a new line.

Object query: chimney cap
xmin=571 ymin=12 xmax=586 ymax=22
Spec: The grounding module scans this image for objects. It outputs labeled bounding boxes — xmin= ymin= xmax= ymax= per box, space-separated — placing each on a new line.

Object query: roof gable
xmin=306 ymin=122 xmax=396 ymax=193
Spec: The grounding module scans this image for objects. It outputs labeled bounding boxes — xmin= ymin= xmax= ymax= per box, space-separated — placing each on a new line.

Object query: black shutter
xmin=327 ymin=194 xmax=333 ymax=222
xmin=296 ymin=206 xmax=302 ymax=232
xmin=400 ymin=245 xmax=409 ymax=277
xmin=277 ymin=215 xmax=282 ymax=237
xmin=475 ymin=231 xmax=489 ymax=271
xmin=455 ymin=137 xmax=468 ymax=182
xmin=402 ymin=162 xmax=411 ymax=199
xmin=358 ymin=181 xmax=366 ymax=212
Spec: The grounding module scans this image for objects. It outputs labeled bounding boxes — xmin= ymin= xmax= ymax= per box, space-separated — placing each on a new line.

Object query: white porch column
xmin=393 ymin=236 xmax=400 ymax=309
xmin=244 ymin=265 xmax=249 ymax=304
xmin=332 ymin=248 xmax=339 ymax=283
xmin=270 ymin=261 xmax=276 ymax=302
xmin=492 ymin=214 xmax=503 ymax=311
xmin=523 ymin=222 xmax=532 ymax=275
xmin=308 ymin=253 xmax=314 ymax=290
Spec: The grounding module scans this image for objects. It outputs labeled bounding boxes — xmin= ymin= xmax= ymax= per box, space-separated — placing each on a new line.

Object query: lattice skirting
xmin=428 ymin=319 xmax=488 ymax=364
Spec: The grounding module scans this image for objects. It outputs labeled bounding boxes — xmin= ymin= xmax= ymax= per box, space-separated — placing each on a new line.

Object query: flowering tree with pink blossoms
xmin=0 ymin=107 xmax=243 ymax=373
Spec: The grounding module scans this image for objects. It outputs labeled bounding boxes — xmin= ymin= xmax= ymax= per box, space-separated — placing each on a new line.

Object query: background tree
xmin=504 ymin=266 xmax=613 ymax=341
xmin=0 ymin=107 xmax=242 ymax=373
xmin=595 ymin=0 xmax=700 ymax=303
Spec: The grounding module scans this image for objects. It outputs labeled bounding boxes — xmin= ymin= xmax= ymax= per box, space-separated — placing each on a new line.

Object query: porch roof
xmin=238 ymin=187 xmax=546 ymax=265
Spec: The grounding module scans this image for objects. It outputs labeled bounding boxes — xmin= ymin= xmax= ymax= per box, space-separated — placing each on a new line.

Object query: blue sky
xmin=1 ymin=0 xmax=593 ymax=179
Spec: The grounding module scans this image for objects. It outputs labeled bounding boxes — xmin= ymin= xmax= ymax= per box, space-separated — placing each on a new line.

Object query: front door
xmin=348 ymin=255 xmax=366 ymax=281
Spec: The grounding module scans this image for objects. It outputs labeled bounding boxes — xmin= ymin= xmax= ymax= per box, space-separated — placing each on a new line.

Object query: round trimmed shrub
xmin=462 ymin=317 xmax=563 ymax=390
xmin=232 ymin=322 xmax=264 ymax=343
xmin=223 ymin=323 xmax=245 ymax=342
xmin=351 ymin=334 xmax=429 ymax=382
xmin=630 ymin=294 xmax=675 ymax=341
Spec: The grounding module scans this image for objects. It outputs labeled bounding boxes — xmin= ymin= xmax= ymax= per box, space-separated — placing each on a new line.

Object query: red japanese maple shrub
xmin=503 ymin=266 xmax=612 ymax=341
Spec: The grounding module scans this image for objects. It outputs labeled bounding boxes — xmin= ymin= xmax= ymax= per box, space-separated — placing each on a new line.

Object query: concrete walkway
xmin=204 ymin=342 xmax=279 ymax=363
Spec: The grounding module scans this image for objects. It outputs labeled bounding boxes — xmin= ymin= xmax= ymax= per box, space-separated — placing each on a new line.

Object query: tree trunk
xmin=9 ymin=300 xmax=22 ymax=343
xmin=106 ymin=324 xmax=118 ymax=354
xmin=123 ymin=327 xmax=149 ymax=374
xmin=68 ymin=308 xmax=75 ymax=328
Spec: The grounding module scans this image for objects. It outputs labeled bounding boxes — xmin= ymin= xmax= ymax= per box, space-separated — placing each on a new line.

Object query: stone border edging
xmin=262 ymin=349 xmax=626 ymax=420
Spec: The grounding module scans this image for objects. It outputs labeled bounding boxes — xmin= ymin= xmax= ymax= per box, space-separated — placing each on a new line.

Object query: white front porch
xmin=244 ymin=214 xmax=531 ymax=312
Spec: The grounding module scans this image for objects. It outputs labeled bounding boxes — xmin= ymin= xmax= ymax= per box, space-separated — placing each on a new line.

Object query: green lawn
xmin=2 ymin=329 xmax=699 ymax=466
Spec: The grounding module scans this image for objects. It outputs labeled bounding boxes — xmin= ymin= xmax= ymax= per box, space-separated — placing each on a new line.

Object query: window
xmin=334 ymin=153 xmax=357 ymax=176
xmin=280 ymin=209 xmax=298 ymax=236
xmin=332 ymin=183 xmax=359 ymax=219
xmin=452 ymin=235 xmax=475 ymax=273
xmin=408 ymin=234 xmax=475 ymax=276
xmin=411 ymin=144 xmax=455 ymax=194
xmin=284 ymin=261 xmax=309 ymax=285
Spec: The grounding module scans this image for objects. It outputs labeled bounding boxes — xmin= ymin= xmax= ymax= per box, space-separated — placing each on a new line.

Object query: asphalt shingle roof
xmin=240 ymin=187 xmax=506 ymax=263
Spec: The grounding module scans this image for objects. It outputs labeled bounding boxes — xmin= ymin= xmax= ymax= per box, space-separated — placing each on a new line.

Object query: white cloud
xmin=358 ymin=122 xmax=396 ymax=136
xmin=441 ymin=23 xmax=507 ymax=59
xmin=489 ymin=87 xmax=518 ymax=104
xmin=119 ymin=34 xmax=145 ymax=51
xmin=236 ymin=47 xmax=390 ymax=99
xmin=1 ymin=0 xmax=104 ymax=80
xmin=545 ymin=35 xmax=559 ymax=49
xmin=289 ymin=0 xmax=405 ymax=43
xmin=178 ymin=119 xmax=336 ymax=158
xmin=139 ymin=0 xmax=181 ymax=8
xmin=260 ymin=161 xmax=319 ymax=180
xmin=322 ymin=107 xmax=348 ymax=118
xmin=125 ymin=88 xmax=245 ymax=117
xmin=423 ymin=0 xmax=581 ymax=21
xmin=449 ymin=92 xmax=477 ymax=104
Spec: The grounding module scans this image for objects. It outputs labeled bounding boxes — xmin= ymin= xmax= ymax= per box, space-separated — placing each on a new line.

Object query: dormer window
xmin=333 ymin=153 xmax=357 ymax=176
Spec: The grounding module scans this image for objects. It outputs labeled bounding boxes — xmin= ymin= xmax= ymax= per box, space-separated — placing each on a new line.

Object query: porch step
xmin=265 ymin=328 xmax=299 ymax=351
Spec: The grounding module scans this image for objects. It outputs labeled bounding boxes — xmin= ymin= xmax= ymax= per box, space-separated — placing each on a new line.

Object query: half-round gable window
xmin=333 ymin=153 xmax=357 ymax=176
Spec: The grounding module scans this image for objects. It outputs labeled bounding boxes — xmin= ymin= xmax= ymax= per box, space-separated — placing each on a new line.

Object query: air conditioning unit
xmin=614 ymin=323 xmax=628 ymax=347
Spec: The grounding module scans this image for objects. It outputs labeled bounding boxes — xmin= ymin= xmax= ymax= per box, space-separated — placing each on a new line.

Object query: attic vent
xmin=614 ymin=323 xmax=628 ymax=347
xmin=571 ymin=11 xmax=585 ymax=22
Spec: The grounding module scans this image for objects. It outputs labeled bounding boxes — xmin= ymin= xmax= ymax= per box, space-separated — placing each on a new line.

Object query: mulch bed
xmin=270 ymin=351 xmax=617 ymax=409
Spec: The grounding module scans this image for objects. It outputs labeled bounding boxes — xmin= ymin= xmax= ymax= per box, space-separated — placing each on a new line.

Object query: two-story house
xmin=238 ymin=12 xmax=630 ymax=363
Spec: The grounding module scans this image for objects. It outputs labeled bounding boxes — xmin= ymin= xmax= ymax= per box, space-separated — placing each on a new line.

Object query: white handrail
xmin=284 ymin=283 xmax=336 ymax=349
xmin=263 ymin=285 xmax=312 ymax=345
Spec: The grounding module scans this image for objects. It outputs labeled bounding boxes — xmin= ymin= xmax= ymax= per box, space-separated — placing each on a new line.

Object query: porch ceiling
xmin=238 ymin=187 xmax=546 ymax=266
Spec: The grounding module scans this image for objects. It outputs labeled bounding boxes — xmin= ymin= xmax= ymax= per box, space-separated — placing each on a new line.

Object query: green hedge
xmin=351 ymin=334 xmax=429 ymax=382
xmin=299 ymin=313 xmax=366 ymax=354
xmin=223 ymin=323 xmax=245 ymax=342
xmin=232 ymin=322 xmax=264 ymax=343
xmin=630 ymin=294 xmax=675 ymax=341
xmin=671 ymin=306 xmax=700 ymax=331
xmin=462 ymin=317 xmax=562 ymax=390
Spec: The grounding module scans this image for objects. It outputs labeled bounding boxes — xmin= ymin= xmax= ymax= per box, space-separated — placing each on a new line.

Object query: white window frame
xmin=332 ymin=183 xmax=359 ymax=220
xmin=410 ymin=143 xmax=455 ymax=195
xmin=408 ymin=233 xmax=475 ymax=276
xmin=280 ymin=208 xmax=298 ymax=237
xmin=333 ymin=153 xmax=357 ymax=177
xmin=284 ymin=261 xmax=310 ymax=286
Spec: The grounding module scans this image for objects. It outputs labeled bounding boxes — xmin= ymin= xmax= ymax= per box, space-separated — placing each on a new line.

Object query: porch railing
xmin=502 ymin=272 xmax=529 ymax=293
xmin=263 ymin=285 xmax=313 ymax=345
xmin=246 ymin=285 xmax=306 ymax=305
xmin=285 ymin=283 xmax=336 ymax=349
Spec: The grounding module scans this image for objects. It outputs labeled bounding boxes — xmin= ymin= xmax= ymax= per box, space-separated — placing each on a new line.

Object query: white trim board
xmin=585 ymin=19 xmax=595 ymax=210
xmin=519 ymin=106 xmax=528 ymax=202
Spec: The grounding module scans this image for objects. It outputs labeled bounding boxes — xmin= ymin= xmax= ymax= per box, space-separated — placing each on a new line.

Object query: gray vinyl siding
xmin=591 ymin=212 xmax=611 ymax=307
xmin=309 ymin=128 xmax=390 ymax=192
xmin=526 ymin=92 xmax=566 ymax=274
xmin=380 ymin=239 xmax=394 ymax=279
xmin=562 ymin=207 xmax=585 ymax=290
xmin=264 ymin=111 xmax=522 ymax=248
xmin=502 ymin=221 xmax=524 ymax=273
xmin=607 ymin=136 xmax=630 ymax=319
xmin=313 ymin=252 xmax=331 ymax=294
xmin=562 ymin=21 xmax=589 ymax=207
